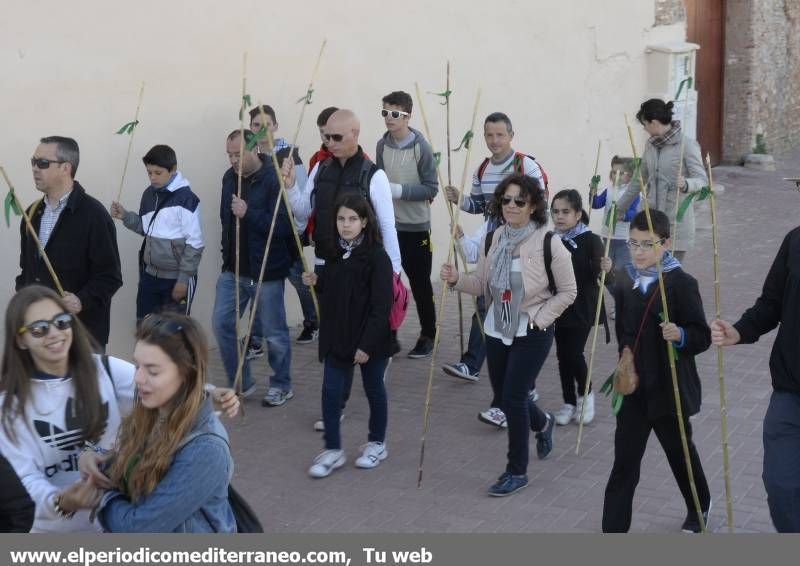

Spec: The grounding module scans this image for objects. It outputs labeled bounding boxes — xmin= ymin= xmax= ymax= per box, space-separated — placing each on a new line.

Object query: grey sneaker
xmin=261 ymin=387 xmax=294 ymax=407
xmin=442 ymin=362 xmax=480 ymax=382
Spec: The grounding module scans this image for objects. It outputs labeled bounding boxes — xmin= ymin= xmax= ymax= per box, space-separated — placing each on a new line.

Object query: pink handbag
xmin=389 ymin=272 xmax=409 ymax=331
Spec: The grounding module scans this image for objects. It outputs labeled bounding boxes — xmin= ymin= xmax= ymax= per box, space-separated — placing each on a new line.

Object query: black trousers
xmin=554 ymin=324 xmax=592 ymax=406
xmin=398 ymin=230 xmax=435 ymax=339
xmin=602 ymin=397 xmax=710 ymax=532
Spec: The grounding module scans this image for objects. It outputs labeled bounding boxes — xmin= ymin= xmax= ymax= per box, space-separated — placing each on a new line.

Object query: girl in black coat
xmin=301 ymin=194 xmax=393 ymax=479
xmin=550 ymin=190 xmax=613 ymax=426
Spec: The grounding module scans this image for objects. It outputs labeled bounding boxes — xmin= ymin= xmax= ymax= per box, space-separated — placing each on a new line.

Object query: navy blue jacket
xmin=219 ymin=157 xmax=294 ymax=281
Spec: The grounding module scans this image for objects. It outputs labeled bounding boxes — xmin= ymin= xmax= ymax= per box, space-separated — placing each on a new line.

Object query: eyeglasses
xmin=18 ymin=313 xmax=73 ymax=338
xmin=626 ymin=238 xmax=665 ymax=250
xmin=501 ymin=195 xmax=529 ymax=207
xmin=31 ymin=157 xmax=66 ymax=169
xmin=323 ymin=133 xmax=345 ymax=142
xmin=381 ymin=109 xmax=409 ymax=119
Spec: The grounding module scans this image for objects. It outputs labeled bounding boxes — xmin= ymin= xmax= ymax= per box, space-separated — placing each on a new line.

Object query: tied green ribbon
xmin=590 ymin=174 xmax=601 ymax=187
xmin=115 ymin=120 xmax=139 ymax=135
xmin=676 ymin=185 xmax=712 ymax=222
xmin=245 ymin=126 xmax=268 ymax=151
xmin=604 ymin=203 xmax=618 ymax=235
xmin=433 ymin=152 xmax=442 ymax=168
xmin=429 ymin=89 xmax=452 ymax=106
xmin=674 ymin=76 xmax=694 ymax=101
xmin=238 ymin=94 xmax=252 ymax=120
xmin=296 ymin=89 xmax=314 ymax=105
xmin=4 ymin=189 xmax=22 ymax=227
xmin=452 ymin=130 xmax=473 ymax=152
xmin=599 ymin=373 xmax=624 ymax=416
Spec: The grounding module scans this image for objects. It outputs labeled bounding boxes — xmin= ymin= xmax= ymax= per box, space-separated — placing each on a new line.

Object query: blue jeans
xmin=763 ymin=391 xmax=800 ymax=532
xmin=251 ymin=255 xmax=317 ymax=341
xmin=461 ymin=295 xmax=487 ymax=373
xmin=485 ymin=326 xmax=554 ymax=476
xmin=321 ymin=357 xmax=389 ymax=450
xmin=212 ymin=272 xmax=291 ymax=392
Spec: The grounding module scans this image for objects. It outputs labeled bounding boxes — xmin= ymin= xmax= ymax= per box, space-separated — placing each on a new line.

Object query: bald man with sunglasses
xmin=16 ymin=136 xmax=122 ymax=350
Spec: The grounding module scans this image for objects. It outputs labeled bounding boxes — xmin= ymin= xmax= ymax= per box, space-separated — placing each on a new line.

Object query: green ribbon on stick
xmin=599 ymin=373 xmax=624 ymax=416
xmin=239 ymin=94 xmax=252 ymax=120
xmin=429 ymin=89 xmax=452 ymax=106
xmin=452 ymin=130 xmax=473 ymax=152
xmin=4 ymin=189 xmax=22 ymax=227
xmin=676 ymin=185 xmax=712 ymax=223
xmin=296 ymin=89 xmax=314 ymax=105
xmin=115 ymin=121 xmax=139 ymax=135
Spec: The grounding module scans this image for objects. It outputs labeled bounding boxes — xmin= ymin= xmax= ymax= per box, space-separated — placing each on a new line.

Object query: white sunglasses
xmin=381 ymin=109 xmax=409 ymax=119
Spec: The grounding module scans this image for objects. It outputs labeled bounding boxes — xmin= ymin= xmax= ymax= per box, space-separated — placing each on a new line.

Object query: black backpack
xmin=484 ymin=229 xmax=556 ymax=294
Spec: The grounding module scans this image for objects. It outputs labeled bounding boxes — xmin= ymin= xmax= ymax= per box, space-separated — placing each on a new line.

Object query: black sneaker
xmin=681 ymin=502 xmax=711 ymax=533
xmin=535 ymin=413 xmax=555 ymax=460
xmin=407 ymin=336 xmax=434 ymax=359
xmin=390 ymin=331 xmax=402 ymax=356
xmin=296 ymin=325 xmax=318 ymax=344
xmin=488 ymin=473 xmax=528 ymax=497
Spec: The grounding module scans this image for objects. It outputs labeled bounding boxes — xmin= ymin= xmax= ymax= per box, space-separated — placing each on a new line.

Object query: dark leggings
xmin=485 ymin=326 xmax=554 ymax=476
xmin=554 ymin=324 xmax=592 ymax=406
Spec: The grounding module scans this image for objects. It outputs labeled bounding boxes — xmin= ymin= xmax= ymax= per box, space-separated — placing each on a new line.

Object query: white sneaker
xmin=478 ymin=407 xmax=507 ymax=429
xmin=574 ymin=393 xmax=595 ymax=424
xmin=554 ymin=404 xmax=576 ymax=426
xmin=355 ymin=441 xmax=388 ymax=469
xmin=313 ymin=413 xmax=345 ymax=432
xmin=308 ymin=449 xmax=346 ymax=478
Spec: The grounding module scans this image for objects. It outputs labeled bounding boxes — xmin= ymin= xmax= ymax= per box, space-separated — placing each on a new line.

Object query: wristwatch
xmin=54 ymin=494 xmax=75 ymax=519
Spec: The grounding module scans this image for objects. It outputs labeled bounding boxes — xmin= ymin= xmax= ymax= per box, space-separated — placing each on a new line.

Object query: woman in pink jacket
xmin=441 ymin=173 xmax=577 ymax=497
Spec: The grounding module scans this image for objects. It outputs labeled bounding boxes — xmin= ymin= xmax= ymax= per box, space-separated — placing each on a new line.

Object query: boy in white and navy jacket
xmin=111 ymin=145 xmax=204 ymax=319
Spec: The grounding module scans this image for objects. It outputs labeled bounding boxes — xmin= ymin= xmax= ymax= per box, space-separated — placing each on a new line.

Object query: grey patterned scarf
xmin=649 ymin=120 xmax=682 ymax=148
xmin=489 ymin=221 xmax=536 ymax=292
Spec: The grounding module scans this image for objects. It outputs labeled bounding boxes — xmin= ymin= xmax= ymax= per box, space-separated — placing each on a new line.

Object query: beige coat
xmin=454 ymin=224 xmax=577 ymax=330
xmin=616 ymin=133 xmax=708 ymax=251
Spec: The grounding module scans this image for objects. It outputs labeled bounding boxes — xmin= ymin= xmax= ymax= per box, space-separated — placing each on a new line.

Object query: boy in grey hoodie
xmin=376 ymin=91 xmax=439 ymax=358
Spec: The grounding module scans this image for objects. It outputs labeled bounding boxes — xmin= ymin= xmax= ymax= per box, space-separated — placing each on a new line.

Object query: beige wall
xmin=0 ymin=0 xmax=683 ymax=356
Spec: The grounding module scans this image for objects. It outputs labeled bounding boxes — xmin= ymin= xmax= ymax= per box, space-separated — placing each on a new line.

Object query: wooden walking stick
xmin=114 ymin=81 xmax=145 ymax=203
xmin=415 ymin=82 xmax=484 ymax=338
xmin=255 ymin=104 xmax=320 ymax=321
xmin=671 ymin=77 xmax=693 ymax=253
xmin=575 ymin=170 xmax=620 ymax=455
xmin=418 ymin=87 xmax=481 ymax=488
xmin=587 ymin=140 xmax=602 ymax=222
xmin=434 ymin=61 xmax=465 ymax=351
xmin=625 ymin=114 xmax=707 ymax=532
xmin=706 ymin=152 xmax=734 ymax=532
xmin=283 ymin=39 xmax=327 ymax=159
xmin=235 ymin=53 xmax=249 ymax=374
xmin=1 ymin=167 xmax=65 ymax=296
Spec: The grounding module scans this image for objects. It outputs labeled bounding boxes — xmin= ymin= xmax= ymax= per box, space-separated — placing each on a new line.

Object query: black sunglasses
xmin=31 ymin=157 xmax=66 ymax=169
xmin=501 ymin=195 xmax=529 ymax=207
xmin=141 ymin=313 xmax=186 ymax=338
xmin=323 ymin=133 xmax=344 ymax=142
xmin=18 ymin=312 xmax=73 ymax=338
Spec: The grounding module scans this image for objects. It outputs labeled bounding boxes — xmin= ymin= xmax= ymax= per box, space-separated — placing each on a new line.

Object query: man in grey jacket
xmin=376 ymin=91 xmax=439 ymax=358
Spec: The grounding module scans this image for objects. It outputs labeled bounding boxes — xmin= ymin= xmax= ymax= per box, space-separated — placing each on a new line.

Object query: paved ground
xmin=210 ymin=149 xmax=800 ymax=533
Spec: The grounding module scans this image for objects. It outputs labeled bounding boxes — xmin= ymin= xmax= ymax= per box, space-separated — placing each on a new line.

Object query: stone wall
xmin=654 ymin=0 xmax=686 ymax=26
xmin=723 ymin=0 xmax=800 ymax=162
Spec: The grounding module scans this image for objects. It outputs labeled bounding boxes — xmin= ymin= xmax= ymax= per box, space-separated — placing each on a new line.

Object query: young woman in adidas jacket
xmin=440 ymin=174 xmax=577 ymax=497
xmin=0 ymin=286 xmax=237 ymax=532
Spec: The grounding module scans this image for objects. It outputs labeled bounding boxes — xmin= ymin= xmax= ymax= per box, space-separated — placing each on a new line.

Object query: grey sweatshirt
xmin=376 ymin=127 xmax=439 ymax=231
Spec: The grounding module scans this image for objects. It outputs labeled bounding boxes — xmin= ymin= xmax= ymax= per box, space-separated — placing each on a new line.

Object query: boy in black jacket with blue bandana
xmin=602 ymin=209 xmax=711 ymax=533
